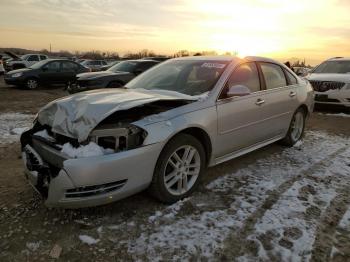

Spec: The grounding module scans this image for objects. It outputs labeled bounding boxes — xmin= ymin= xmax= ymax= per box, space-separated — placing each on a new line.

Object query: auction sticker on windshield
xmin=201 ymin=63 xmax=226 ymax=69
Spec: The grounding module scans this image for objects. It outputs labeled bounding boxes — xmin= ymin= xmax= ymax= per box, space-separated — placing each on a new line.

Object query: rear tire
xmin=280 ymin=108 xmax=306 ymax=147
xmin=149 ymin=134 xmax=206 ymax=204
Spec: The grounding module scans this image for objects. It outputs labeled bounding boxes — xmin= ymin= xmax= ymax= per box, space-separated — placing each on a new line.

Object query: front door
xmin=39 ymin=61 xmax=62 ymax=83
xmin=216 ymin=62 xmax=266 ymax=158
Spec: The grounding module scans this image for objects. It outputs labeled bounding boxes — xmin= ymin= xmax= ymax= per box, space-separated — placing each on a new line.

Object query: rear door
xmin=61 ymin=61 xmax=80 ymax=82
xmin=216 ymin=62 xmax=266 ymax=158
xmin=257 ymin=62 xmax=299 ymax=140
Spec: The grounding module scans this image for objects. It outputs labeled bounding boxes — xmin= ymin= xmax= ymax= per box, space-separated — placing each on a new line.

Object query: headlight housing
xmin=89 ymin=125 xmax=147 ymax=152
xmin=11 ymin=72 xmax=23 ymax=78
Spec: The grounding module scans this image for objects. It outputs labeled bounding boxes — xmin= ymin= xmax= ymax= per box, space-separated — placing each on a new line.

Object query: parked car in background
xmin=80 ymin=60 xmax=108 ymax=72
xmin=67 ymin=59 xmax=159 ymax=93
xmin=4 ymin=59 xmax=89 ymax=89
xmin=5 ymin=53 xmax=48 ymax=71
xmin=293 ymin=67 xmax=309 ymax=77
xmin=100 ymin=60 xmax=120 ymax=71
xmin=142 ymin=56 xmax=170 ymax=62
xmin=0 ymin=55 xmax=5 ymax=75
xmin=20 ymin=56 xmax=313 ymax=208
xmin=306 ymin=57 xmax=350 ymax=108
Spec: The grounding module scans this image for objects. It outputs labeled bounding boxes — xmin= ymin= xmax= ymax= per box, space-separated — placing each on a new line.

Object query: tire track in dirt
xmin=310 ymin=150 xmax=350 ymax=262
xmin=221 ymin=145 xmax=349 ymax=259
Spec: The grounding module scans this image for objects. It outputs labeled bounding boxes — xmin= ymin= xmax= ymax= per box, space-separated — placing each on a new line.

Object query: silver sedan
xmin=21 ymin=56 xmax=314 ymax=208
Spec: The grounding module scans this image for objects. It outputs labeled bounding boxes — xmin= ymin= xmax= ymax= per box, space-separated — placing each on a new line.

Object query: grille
xmin=65 ymin=179 xmax=127 ymax=198
xmin=309 ymin=80 xmax=345 ymax=92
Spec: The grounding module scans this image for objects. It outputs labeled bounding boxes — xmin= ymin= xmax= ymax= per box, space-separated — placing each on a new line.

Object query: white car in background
xmin=80 ymin=60 xmax=108 ymax=72
xmin=307 ymin=57 xmax=350 ymax=108
xmin=5 ymin=53 xmax=49 ymax=71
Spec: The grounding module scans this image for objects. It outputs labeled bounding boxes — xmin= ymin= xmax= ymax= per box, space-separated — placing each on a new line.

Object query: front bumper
xmin=22 ymin=135 xmax=164 ymax=208
xmin=4 ymin=75 xmax=25 ymax=86
xmin=314 ymin=89 xmax=350 ymax=107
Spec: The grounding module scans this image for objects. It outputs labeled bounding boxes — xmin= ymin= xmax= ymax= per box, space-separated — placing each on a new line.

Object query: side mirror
xmin=42 ymin=67 xmax=48 ymax=72
xmin=227 ymin=84 xmax=251 ymax=97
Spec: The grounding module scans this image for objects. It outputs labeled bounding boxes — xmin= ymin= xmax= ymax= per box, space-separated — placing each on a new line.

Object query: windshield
xmin=108 ymin=61 xmax=137 ymax=73
xmin=125 ymin=60 xmax=229 ymax=96
xmin=313 ymin=61 xmax=350 ymax=74
xmin=20 ymin=54 xmax=30 ymax=60
xmin=29 ymin=60 xmax=49 ymax=69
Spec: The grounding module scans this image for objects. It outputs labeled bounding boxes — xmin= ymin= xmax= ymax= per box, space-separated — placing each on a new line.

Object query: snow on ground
xmin=0 ymin=113 xmax=34 ymax=145
xmin=86 ymin=131 xmax=349 ymax=261
xmin=319 ymin=112 xmax=350 ymax=118
xmin=79 ymin=235 xmax=100 ymax=245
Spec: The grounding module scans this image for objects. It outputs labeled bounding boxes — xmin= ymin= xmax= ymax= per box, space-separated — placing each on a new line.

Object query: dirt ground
xmin=0 ymin=76 xmax=349 ymax=261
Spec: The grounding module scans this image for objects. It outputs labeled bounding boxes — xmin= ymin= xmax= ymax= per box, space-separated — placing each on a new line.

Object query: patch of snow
xmin=325 ymin=113 xmax=350 ymax=118
xmin=26 ymin=241 xmax=41 ymax=252
xmin=0 ymin=113 xmax=34 ymax=145
xmin=338 ymin=206 xmax=350 ymax=230
xmin=79 ymin=235 xmax=100 ymax=245
xmin=33 ymin=129 xmax=55 ymax=142
xmin=11 ymin=127 xmax=29 ymax=135
xmin=61 ymin=142 xmax=114 ymax=158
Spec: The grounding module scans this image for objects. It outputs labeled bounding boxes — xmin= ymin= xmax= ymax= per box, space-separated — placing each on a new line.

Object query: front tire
xmin=149 ymin=134 xmax=206 ymax=204
xmin=25 ymin=78 xmax=39 ymax=89
xmin=280 ymin=108 xmax=306 ymax=146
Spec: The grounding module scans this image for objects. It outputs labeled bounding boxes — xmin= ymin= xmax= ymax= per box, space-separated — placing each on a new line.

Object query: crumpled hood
xmin=38 ymin=88 xmax=199 ymax=142
xmin=307 ymin=73 xmax=350 ymax=83
xmin=77 ymin=71 xmax=129 ymax=80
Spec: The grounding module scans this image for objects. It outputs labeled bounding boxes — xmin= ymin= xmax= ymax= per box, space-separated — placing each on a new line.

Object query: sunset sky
xmin=1 ymin=0 xmax=350 ymax=65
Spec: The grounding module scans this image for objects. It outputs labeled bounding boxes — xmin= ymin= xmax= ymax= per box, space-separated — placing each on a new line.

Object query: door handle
xmin=255 ymin=98 xmax=265 ymax=106
xmin=289 ymin=91 xmax=297 ymax=97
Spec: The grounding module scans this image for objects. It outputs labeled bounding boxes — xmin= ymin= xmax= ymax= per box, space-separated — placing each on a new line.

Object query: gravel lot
xmin=0 ymin=76 xmax=349 ymax=261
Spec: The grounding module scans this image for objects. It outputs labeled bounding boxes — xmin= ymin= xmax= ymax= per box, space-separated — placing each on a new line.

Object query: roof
xmin=327 ymin=57 xmax=350 ymax=61
xmin=173 ymin=56 xmax=236 ymax=62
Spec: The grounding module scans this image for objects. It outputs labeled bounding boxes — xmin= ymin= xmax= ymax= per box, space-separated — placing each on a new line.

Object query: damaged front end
xmin=20 ymin=97 xmax=190 ymax=203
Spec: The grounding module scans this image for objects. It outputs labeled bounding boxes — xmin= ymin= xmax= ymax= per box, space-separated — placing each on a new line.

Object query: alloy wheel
xmin=27 ymin=79 xmax=38 ymax=89
xmin=290 ymin=111 xmax=304 ymax=141
xmin=164 ymin=145 xmax=201 ymax=196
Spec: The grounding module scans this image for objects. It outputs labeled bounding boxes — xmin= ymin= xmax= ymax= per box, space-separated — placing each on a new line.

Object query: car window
xmin=61 ymin=61 xmax=79 ymax=71
xmin=285 ymin=69 xmax=298 ymax=85
xmin=40 ymin=55 xmax=47 ymax=60
xmin=260 ymin=63 xmax=287 ymax=89
xmin=45 ymin=61 xmax=60 ymax=71
xmin=28 ymin=55 xmax=39 ymax=62
xmin=222 ymin=62 xmax=261 ymax=97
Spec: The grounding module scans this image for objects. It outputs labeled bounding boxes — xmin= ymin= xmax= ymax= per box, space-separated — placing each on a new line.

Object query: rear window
xmin=260 ymin=63 xmax=287 ymax=89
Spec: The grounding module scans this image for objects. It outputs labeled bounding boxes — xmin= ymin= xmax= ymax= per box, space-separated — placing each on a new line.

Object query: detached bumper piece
xmin=65 ymin=179 xmax=127 ymax=198
xmin=22 ymin=144 xmax=51 ymax=198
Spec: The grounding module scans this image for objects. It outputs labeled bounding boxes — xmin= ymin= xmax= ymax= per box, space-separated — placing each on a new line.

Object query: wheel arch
xmin=166 ymin=127 xmax=213 ymax=165
xmin=298 ymin=104 xmax=309 ymax=116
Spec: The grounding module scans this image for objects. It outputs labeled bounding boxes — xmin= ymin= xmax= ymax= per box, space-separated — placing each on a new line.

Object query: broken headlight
xmin=89 ymin=125 xmax=147 ymax=152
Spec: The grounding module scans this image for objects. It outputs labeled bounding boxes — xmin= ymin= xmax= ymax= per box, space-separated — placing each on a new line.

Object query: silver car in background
xmin=21 ymin=56 xmax=314 ymax=208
